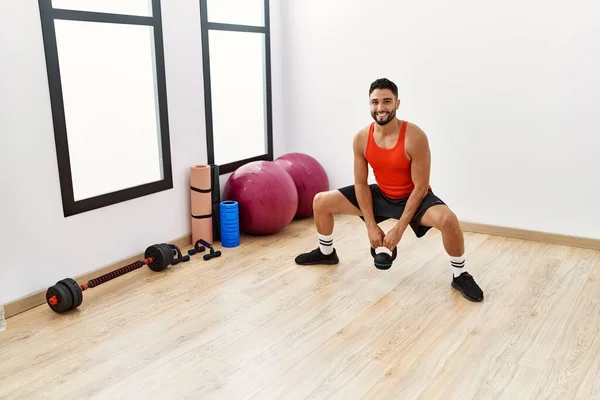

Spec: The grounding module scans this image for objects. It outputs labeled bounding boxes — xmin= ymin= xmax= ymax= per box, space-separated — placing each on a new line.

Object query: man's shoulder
xmin=352 ymin=123 xmax=372 ymax=154
xmin=404 ymin=121 xmax=427 ymax=137
xmin=355 ymin=123 xmax=372 ymax=137
xmin=404 ymin=121 xmax=429 ymax=146
xmin=403 ymin=121 xmax=430 ymax=156
xmin=352 ymin=123 xmax=372 ymax=143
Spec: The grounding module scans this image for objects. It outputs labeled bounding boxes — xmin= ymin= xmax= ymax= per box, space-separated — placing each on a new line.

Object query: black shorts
xmin=338 ymin=184 xmax=446 ymax=238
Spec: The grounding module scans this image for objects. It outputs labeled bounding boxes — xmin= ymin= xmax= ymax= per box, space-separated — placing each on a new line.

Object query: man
xmin=294 ymin=78 xmax=484 ymax=302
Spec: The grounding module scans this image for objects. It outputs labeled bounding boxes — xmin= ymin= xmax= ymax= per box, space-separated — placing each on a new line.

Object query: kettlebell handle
xmin=370 ymin=246 xmax=398 ymax=261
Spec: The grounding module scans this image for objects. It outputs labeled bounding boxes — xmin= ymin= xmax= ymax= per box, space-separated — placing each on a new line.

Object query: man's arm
xmin=394 ymin=124 xmax=431 ymax=232
xmin=352 ymin=131 xmax=377 ymax=228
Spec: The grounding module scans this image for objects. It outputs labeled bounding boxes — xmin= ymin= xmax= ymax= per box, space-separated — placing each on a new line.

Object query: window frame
xmin=199 ymin=0 xmax=274 ymax=175
xmin=37 ymin=0 xmax=173 ymax=217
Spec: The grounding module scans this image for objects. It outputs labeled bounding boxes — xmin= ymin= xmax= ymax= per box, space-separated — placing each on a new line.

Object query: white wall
xmin=0 ymin=0 xmax=285 ymax=305
xmin=282 ymin=0 xmax=600 ymax=239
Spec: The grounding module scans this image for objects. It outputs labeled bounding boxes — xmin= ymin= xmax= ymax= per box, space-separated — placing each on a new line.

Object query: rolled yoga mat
xmin=190 ymin=165 xmax=213 ymax=244
xmin=210 ymin=164 xmax=221 ymax=242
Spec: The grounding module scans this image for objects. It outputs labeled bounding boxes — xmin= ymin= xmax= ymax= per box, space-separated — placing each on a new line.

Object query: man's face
xmin=369 ymin=89 xmax=399 ymax=126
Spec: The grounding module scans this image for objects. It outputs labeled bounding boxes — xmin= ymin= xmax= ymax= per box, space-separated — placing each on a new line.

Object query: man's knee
xmin=313 ymin=189 xmax=361 ymax=215
xmin=439 ymin=209 xmax=460 ymax=232
xmin=313 ymin=191 xmax=328 ymax=212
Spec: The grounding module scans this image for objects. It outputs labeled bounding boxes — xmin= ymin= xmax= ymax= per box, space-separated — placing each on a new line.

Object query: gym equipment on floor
xmin=273 ymin=152 xmax=329 ymax=218
xmin=223 ymin=160 xmax=298 ymax=235
xmin=371 ymin=246 xmax=398 ymax=270
xmin=190 ymin=164 xmax=214 ymax=244
xmin=220 ymin=200 xmax=240 ymax=248
xmin=46 ymin=243 xmax=188 ymax=314
xmin=187 ymin=239 xmax=222 ymax=261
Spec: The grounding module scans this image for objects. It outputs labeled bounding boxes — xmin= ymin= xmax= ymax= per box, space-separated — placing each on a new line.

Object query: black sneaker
xmin=452 ymin=272 xmax=484 ymax=302
xmin=295 ymin=248 xmax=339 ymax=265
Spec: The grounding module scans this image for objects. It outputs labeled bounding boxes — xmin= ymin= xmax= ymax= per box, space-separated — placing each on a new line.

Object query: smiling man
xmin=294 ymin=78 xmax=484 ymax=302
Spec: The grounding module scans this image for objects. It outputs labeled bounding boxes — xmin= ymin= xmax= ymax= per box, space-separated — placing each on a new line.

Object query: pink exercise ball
xmin=274 ymin=152 xmax=329 ymax=218
xmin=222 ymin=160 xmax=298 ymax=235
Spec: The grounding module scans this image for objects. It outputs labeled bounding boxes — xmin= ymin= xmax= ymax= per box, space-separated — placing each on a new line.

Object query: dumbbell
xmin=370 ymin=246 xmax=398 ymax=270
xmin=188 ymin=239 xmax=222 ymax=261
xmin=46 ymin=243 xmax=177 ymax=314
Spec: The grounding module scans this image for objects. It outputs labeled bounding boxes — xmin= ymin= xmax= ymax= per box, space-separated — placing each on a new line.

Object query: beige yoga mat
xmin=190 ymin=164 xmax=213 ymax=244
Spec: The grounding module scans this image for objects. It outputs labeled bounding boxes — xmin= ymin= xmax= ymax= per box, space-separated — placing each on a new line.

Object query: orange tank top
xmin=364 ymin=121 xmax=415 ymax=199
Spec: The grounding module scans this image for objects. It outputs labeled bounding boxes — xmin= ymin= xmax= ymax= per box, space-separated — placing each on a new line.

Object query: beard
xmin=372 ymin=110 xmax=395 ymax=126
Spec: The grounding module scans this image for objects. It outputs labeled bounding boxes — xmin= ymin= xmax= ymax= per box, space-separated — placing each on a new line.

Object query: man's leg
xmin=295 ymin=187 xmax=363 ymax=265
xmin=313 ymin=189 xmax=363 ymax=235
xmin=419 ymin=203 xmax=484 ymax=302
xmin=419 ymin=204 xmax=464 ymax=257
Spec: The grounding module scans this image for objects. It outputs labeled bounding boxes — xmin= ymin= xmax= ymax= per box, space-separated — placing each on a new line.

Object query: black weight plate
xmin=46 ymin=283 xmax=73 ymax=313
xmin=56 ymin=282 xmax=74 ymax=311
xmin=45 ymin=285 xmax=61 ymax=313
xmin=144 ymin=245 xmax=162 ymax=271
xmin=59 ymin=278 xmax=83 ymax=309
xmin=159 ymin=244 xmax=174 ymax=269
xmin=145 ymin=244 xmax=171 ymax=272
xmin=60 ymin=279 xmax=82 ymax=309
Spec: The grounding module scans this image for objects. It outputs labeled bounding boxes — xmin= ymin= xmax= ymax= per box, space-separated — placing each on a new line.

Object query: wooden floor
xmin=2 ymin=214 xmax=600 ymax=399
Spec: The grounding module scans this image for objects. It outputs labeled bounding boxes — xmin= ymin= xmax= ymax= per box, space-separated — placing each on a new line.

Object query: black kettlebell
xmin=370 ymin=246 xmax=398 ymax=270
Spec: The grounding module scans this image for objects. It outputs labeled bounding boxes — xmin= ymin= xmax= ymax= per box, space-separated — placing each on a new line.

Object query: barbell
xmin=46 ymin=243 xmax=185 ymax=313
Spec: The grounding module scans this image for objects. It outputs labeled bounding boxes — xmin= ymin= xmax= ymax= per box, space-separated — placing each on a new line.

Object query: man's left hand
xmin=383 ymin=225 xmax=405 ymax=251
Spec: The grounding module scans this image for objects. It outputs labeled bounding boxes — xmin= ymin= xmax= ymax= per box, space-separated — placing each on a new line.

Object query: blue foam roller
xmin=220 ymin=200 xmax=240 ymax=248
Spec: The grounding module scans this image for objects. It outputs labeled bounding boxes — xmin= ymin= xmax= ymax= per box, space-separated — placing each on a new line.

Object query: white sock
xmin=450 ymin=255 xmax=466 ymax=277
xmin=319 ymin=233 xmax=334 ymax=255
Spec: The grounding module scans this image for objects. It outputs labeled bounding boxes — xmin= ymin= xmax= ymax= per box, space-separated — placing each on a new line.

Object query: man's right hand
xmin=367 ymin=223 xmax=385 ymax=248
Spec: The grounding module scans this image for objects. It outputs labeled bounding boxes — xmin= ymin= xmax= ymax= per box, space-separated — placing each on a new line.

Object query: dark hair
xmin=369 ymin=78 xmax=398 ymax=97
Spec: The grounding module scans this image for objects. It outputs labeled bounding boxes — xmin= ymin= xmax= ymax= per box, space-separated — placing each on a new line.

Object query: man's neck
xmin=374 ymin=118 xmax=401 ymax=136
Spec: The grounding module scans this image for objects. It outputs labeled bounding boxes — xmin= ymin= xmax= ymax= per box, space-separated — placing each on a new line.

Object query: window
xmin=200 ymin=0 xmax=273 ymax=174
xmin=38 ymin=0 xmax=172 ymax=217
